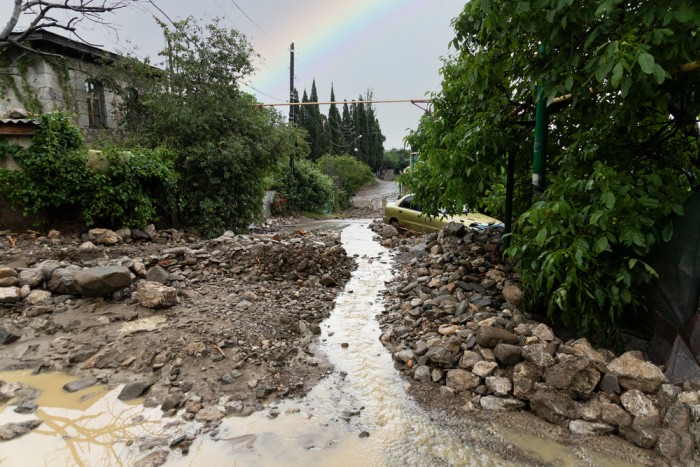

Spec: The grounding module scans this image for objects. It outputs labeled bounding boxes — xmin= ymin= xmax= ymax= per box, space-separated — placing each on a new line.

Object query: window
xmin=399 ymin=195 xmax=422 ymax=212
xmin=85 ymin=80 xmax=106 ymax=128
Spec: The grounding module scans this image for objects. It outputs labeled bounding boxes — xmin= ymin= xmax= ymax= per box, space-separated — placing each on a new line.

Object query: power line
xmin=259 ymin=99 xmax=432 ymax=107
xmin=227 ymin=0 xmax=270 ymax=38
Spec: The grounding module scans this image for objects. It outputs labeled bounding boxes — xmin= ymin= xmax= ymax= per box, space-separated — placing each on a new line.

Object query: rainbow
xmin=250 ymin=0 xmax=429 ymax=100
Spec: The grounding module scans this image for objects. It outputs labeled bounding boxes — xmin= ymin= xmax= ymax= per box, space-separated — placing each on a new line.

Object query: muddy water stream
xmin=1 ymin=222 xmax=633 ymax=466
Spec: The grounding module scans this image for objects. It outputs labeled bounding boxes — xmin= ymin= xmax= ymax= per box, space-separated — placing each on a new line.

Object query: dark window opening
xmin=85 ymin=80 xmax=106 ymax=128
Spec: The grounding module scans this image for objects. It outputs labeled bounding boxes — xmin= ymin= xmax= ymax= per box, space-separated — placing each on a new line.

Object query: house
xmin=0 ymin=31 xmax=124 ymax=136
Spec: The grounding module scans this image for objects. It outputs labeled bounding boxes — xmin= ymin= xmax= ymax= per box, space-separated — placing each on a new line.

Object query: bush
xmin=270 ymin=159 xmax=333 ymax=214
xmin=0 ymin=112 xmax=176 ymax=229
xmin=316 ymin=154 xmax=375 ymax=208
xmin=84 ymin=147 xmax=176 ymax=228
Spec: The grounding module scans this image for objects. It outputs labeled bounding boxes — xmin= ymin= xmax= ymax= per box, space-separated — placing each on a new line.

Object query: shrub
xmin=316 ymin=154 xmax=375 ymax=208
xmin=0 ymin=112 xmax=176 ymax=229
xmin=270 ymin=159 xmax=333 ymax=214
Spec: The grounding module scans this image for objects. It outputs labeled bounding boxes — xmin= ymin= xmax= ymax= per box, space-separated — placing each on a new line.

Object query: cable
xmin=227 ymin=0 xmax=271 ymax=38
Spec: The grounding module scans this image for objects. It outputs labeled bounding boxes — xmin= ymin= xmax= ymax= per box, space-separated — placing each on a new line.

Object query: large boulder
xmin=607 ymin=352 xmax=666 ymax=393
xmin=47 ymin=266 xmax=81 ymax=295
xmin=18 ymin=268 xmax=44 ymax=289
xmin=73 ymin=266 xmax=133 ymax=297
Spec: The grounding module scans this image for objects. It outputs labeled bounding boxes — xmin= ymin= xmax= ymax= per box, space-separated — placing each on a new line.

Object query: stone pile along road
xmin=373 ymin=219 xmax=696 ymax=465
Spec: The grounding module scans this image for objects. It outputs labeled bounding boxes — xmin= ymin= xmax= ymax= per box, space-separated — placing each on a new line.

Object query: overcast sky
xmin=7 ymin=1 xmax=465 ymax=148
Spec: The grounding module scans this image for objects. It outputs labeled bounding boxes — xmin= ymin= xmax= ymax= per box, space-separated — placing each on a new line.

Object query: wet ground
xmin=0 ymin=221 xmax=652 ymax=465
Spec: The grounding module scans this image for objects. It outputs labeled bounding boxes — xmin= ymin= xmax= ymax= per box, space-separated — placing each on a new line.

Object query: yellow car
xmin=383 ymin=194 xmax=503 ymax=233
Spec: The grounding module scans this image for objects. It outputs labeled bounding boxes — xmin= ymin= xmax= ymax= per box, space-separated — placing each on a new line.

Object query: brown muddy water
xmin=1 ymin=222 xmax=637 ymax=466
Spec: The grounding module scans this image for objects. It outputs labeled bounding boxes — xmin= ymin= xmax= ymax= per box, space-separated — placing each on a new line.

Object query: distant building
xmin=0 ymin=31 xmax=123 ymax=136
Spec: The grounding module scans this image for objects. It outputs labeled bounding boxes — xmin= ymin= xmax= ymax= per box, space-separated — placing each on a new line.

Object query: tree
xmin=328 ymin=85 xmax=344 ymax=154
xmin=406 ymin=0 xmax=700 ymax=342
xmin=108 ymin=17 xmax=292 ymax=236
xmin=1 ymin=0 xmax=134 ymax=55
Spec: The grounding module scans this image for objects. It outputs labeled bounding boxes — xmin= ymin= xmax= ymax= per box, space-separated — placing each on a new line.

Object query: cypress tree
xmin=328 ymin=85 xmax=343 ymax=154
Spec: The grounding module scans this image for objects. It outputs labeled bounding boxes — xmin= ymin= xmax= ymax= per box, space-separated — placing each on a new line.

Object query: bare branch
xmin=0 ymin=1 xmax=137 ymax=55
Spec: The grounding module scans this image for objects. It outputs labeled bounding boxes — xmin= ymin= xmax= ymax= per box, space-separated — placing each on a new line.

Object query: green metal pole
xmin=504 ymin=151 xmax=515 ymax=249
xmin=532 ymin=44 xmax=547 ymax=195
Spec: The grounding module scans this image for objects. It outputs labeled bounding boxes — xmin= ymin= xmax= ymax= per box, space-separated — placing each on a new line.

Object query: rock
xmin=18 ymin=269 xmax=44 ymax=289
xmin=47 ymin=229 xmax=61 ymax=239
xmin=63 ymin=378 xmax=98 ymax=393
xmin=394 ymin=349 xmax=414 ymax=364
xmin=494 ymin=343 xmax=522 ymax=367
xmin=472 ymin=360 xmax=498 ymax=378
xmin=195 ymin=405 xmax=225 ymax=422
xmin=0 ymin=324 xmax=21 ymax=345
xmin=118 ymin=381 xmax=154 ymax=400
xmin=512 ymin=361 xmax=541 ymax=400
xmin=137 ymin=282 xmax=178 ymax=309
xmin=620 ymin=389 xmax=659 ymax=419
xmin=476 ymin=326 xmax=518 ymax=348
xmin=413 ymin=365 xmax=431 ymax=382
xmin=0 ymin=277 xmax=18 ymax=287
xmin=458 ymin=350 xmax=482 ymax=370
xmin=445 ymin=369 xmax=480 ymax=392
xmin=619 ymin=418 xmax=658 ymax=449
xmin=37 ymin=260 xmax=60 ymax=281
xmin=0 ymin=420 xmax=43 ymax=440
xmin=599 ymin=372 xmax=620 ymax=394
xmin=438 ymin=324 xmax=461 ymax=336
xmin=25 ymin=289 xmax=52 ymax=305
xmin=320 ymin=274 xmax=337 ymax=287
xmin=0 ymin=268 xmax=17 ymax=279
xmin=425 ymin=343 xmax=460 ymax=367
xmin=599 ymin=401 xmax=633 ymax=428
xmin=531 ymin=323 xmax=555 ymax=342
xmin=521 ymin=343 xmax=556 ymax=368
xmin=480 ymin=395 xmax=524 ymax=411
xmin=442 ymin=222 xmax=467 ymax=238
xmin=530 ymin=390 xmax=576 ymax=426
xmin=146 ymin=265 xmax=170 ymax=284
xmin=73 ymin=266 xmax=133 ymax=297
xmin=0 ymin=286 xmax=21 ymax=303
xmin=486 ymin=376 xmax=512 ymax=396
xmin=88 ymin=228 xmax=121 ymax=246
xmin=14 ymin=400 xmax=38 ymax=414
xmin=569 ymin=338 xmax=606 ymax=365
xmin=568 ymin=420 xmax=615 ymax=436
xmin=607 ymin=351 xmax=666 ymax=393
xmin=502 ymin=282 xmax=522 ymax=306
xmin=47 ymin=266 xmax=80 ymax=295
xmin=381 ymin=225 xmax=399 ymax=239
xmin=662 ymin=402 xmax=689 ymax=434
xmin=134 ymin=450 xmax=169 ymax=467
xmin=543 ymin=357 xmax=601 ymax=400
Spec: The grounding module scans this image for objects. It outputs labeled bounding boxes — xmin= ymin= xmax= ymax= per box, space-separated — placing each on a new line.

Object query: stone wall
xmin=0 ymin=52 xmax=121 ymax=130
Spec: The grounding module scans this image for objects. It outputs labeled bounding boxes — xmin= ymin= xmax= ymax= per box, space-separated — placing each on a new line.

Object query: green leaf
xmin=601 ymin=191 xmax=615 ymax=209
xmin=535 ymin=227 xmax=548 ymax=244
xmin=611 ymin=62 xmax=624 ymax=88
xmin=652 ymin=63 xmax=666 ymax=84
xmin=637 ymin=52 xmax=655 ymax=74
xmin=662 ymin=224 xmax=673 ymax=242
xmin=620 ymin=76 xmax=632 ymax=97
xmin=564 ymin=75 xmax=573 ymax=91
xmin=595 ymin=236 xmax=609 ymax=253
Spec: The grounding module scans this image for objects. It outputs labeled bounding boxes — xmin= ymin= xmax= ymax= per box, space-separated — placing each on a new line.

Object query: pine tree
xmin=328 ymin=85 xmax=344 ymax=154
xmin=341 ymin=100 xmax=353 ymax=154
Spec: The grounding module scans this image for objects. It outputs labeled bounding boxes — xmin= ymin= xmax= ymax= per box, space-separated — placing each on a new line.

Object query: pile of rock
xmin=0 ymin=224 xmax=355 ymax=419
xmin=374 ymin=220 xmax=698 ymax=464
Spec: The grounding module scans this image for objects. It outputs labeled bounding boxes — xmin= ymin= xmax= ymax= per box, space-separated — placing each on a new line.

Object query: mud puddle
xmin=2 ymin=222 xmax=637 ymax=466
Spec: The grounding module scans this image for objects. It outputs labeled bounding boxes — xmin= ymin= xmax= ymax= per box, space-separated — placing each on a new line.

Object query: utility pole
xmin=289 ymin=42 xmax=295 ymax=175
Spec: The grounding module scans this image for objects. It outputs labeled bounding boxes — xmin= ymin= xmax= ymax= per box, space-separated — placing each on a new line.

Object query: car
xmin=383 ymin=194 xmax=503 ymax=233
